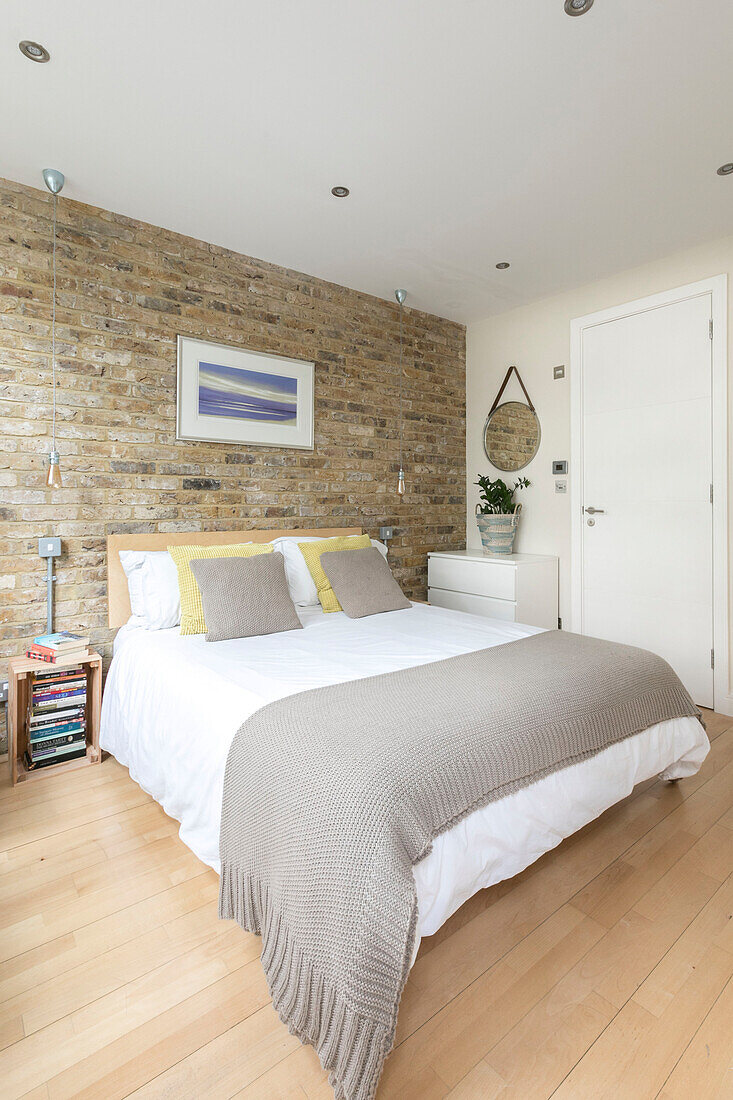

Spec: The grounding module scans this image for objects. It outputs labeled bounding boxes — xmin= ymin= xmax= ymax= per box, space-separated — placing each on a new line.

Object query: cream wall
xmin=466 ymin=233 xmax=732 ymax=692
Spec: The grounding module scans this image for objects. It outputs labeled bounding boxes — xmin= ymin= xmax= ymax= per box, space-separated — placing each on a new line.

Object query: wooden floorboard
xmin=0 ymin=709 xmax=731 ymax=1099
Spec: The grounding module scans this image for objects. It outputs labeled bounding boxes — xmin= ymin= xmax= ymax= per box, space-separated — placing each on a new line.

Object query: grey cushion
xmin=189 ymin=552 xmax=303 ymax=641
xmin=320 ymin=547 xmax=411 ymax=618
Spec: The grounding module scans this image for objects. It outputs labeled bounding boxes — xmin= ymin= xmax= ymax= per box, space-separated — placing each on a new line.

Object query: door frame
xmin=569 ymin=275 xmax=729 ymax=714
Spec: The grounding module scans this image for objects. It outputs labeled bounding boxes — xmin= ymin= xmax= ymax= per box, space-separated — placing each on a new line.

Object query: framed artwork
xmin=176 ymin=336 xmax=314 ymax=450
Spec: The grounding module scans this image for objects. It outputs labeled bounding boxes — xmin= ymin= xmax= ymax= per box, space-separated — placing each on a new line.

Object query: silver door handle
xmin=584 ymin=506 xmax=605 ymax=514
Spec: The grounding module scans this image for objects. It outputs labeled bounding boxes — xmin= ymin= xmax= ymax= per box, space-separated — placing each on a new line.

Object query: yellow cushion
xmin=298 ymin=535 xmax=371 ymax=612
xmin=168 ymin=542 xmax=273 ymax=635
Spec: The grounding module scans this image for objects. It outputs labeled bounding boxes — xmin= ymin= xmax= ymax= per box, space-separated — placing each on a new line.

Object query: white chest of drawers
xmin=427 ymin=550 xmax=559 ymax=630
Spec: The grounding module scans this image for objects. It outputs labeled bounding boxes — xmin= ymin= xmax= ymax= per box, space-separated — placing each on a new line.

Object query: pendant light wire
xmin=51 ymin=190 xmax=57 ymax=452
xmin=398 ymin=297 xmax=403 ymax=474
xmin=395 ymin=289 xmax=406 ymax=495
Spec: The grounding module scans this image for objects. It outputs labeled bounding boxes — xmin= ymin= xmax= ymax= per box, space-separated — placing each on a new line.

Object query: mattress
xmin=101 ymin=602 xmax=709 ymax=952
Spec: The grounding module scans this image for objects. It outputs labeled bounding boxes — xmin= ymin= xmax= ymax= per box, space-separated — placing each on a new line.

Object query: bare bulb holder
xmin=46 ymin=449 xmax=62 ymax=489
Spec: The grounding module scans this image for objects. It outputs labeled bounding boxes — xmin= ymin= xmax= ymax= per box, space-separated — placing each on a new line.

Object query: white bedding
xmin=101 ymin=602 xmax=709 ymax=951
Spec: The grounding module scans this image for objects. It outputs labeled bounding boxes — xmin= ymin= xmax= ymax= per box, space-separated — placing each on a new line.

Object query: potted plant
xmin=475 ymin=475 xmax=529 ymax=555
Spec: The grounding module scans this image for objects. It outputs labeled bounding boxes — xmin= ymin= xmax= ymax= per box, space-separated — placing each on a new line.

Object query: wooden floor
xmin=1 ymin=712 xmax=732 ymax=1100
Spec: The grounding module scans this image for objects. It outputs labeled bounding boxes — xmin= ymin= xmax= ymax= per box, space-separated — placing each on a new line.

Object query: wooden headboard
xmin=107 ymin=527 xmax=363 ymax=629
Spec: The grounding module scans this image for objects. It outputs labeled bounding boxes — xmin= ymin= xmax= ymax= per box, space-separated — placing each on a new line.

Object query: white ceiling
xmin=3 ymin=1 xmax=733 ymax=322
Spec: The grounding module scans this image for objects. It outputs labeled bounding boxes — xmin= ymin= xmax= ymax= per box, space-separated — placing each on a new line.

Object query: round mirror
xmin=483 ymin=400 xmax=541 ymax=472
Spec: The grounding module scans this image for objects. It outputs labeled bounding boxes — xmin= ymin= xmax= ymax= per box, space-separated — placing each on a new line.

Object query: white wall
xmin=466 ymin=233 xmax=733 ymax=690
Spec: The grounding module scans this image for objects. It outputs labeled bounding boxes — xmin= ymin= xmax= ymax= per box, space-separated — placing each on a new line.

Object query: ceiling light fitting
xmin=19 ymin=40 xmax=50 ymax=62
xmin=717 ymin=163 xmax=733 ymax=176
xmin=42 ymin=168 xmax=66 ymax=489
xmin=564 ymin=0 xmax=594 ymax=15
xmin=496 ymin=262 xmax=510 ymax=270
xmin=331 ymin=186 xmax=350 ymax=198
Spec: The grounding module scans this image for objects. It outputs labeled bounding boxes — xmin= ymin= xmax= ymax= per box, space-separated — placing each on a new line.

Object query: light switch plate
xmin=379 ymin=526 xmax=394 ymax=541
xmin=555 ymin=480 xmax=568 ymax=494
xmin=38 ymin=537 xmax=61 ymax=558
xmin=553 ymin=365 xmax=565 ymax=380
xmin=552 ymin=460 xmax=568 ymax=475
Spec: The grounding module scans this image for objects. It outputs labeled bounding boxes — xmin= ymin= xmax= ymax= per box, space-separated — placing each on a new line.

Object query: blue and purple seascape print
xmin=198 ymin=361 xmax=298 ymax=423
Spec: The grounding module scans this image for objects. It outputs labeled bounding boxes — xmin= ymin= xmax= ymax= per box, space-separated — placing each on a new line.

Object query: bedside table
xmin=427 ymin=551 xmax=558 ymax=629
xmin=8 ymin=651 xmax=103 ymax=786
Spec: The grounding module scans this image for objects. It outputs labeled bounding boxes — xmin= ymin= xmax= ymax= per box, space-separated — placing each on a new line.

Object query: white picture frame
xmin=176 ymin=335 xmax=314 ymax=450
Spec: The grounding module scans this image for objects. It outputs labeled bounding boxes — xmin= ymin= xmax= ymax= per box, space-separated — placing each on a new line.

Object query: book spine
xmin=32 ymin=689 xmax=87 ymax=705
xmin=30 ymin=711 xmax=85 ymax=728
xmin=33 ymin=635 xmax=90 ymax=650
xmin=30 ymin=724 xmax=86 ymax=743
xmin=26 ymin=649 xmax=55 ymax=663
xmin=24 ymin=746 xmax=87 ymax=770
xmin=32 ymin=680 xmax=86 ymax=697
xmin=27 ymin=646 xmax=88 ymax=662
xmin=31 ymin=674 xmax=85 ymax=688
xmin=30 ymin=732 xmax=86 ymax=753
xmin=29 ymin=707 xmax=85 ymax=726
xmin=32 ymin=730 xmax=86 ymax=746
xmin=33 ymin=666 xmax=84 ymax=678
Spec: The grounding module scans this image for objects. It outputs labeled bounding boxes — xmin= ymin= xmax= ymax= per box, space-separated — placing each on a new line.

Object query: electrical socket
xmin=555 ymin=479 xmax=568 ymax=494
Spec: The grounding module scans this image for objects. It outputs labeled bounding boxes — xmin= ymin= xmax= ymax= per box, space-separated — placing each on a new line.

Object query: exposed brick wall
xmin=0 ymin=176 xmax=466 ymax=746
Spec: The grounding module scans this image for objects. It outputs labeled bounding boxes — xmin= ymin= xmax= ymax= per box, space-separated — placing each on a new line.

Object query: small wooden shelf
xmin=8 ymin=651 xmax=102 ymax=786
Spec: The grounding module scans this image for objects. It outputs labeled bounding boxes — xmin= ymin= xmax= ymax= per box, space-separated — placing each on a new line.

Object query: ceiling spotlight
xmin=19 ymin=40 xmax=50 ymax=62
xmin=717 ymin=163 xmax=733 ymax=176
xmin=496 ymin=262 xmax=510 ymax=270
xmin=564 ymin=0 xmax=594 ymax=15
xmin=331 ymin=186 xmax=350 ymax=198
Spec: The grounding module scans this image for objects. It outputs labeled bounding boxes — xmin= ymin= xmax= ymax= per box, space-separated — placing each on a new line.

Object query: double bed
xmin=100 ymin=527 xmax=709 ymax=1098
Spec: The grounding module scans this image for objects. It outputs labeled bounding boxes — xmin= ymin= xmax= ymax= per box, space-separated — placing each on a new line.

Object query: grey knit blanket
xmin=219 ymin=630 xmax=701 ymax=1100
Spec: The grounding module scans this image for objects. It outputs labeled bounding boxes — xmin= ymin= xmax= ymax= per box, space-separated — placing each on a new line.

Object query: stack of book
xmin=25 ymin=666 xmax=88 ymax=770
xmin=26 ymin=631 xmax=90 ymax=664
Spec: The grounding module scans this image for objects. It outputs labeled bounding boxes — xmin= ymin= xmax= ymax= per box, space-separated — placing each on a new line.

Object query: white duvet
xmin=101 ymin=603 xmax=709 ymax=951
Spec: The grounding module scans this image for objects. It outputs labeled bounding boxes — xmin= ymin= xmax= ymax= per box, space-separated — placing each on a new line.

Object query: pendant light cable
xmin=395 ymin=289 xmax=407 ymax=495
xmin=398 ymin=298 xmax=403 ymax=474
xmin=51 ymin=190 xmax=57 ymax=453
xmin=42 ymin=168 xmax=64 ymax=487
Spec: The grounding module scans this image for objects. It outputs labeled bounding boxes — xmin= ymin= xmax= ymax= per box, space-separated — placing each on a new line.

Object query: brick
xmin=0 ymin=174 xmax=466 ymax=753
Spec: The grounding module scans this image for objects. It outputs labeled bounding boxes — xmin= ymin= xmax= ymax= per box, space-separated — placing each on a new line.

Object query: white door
xmin=579 ymin=294 xmax=713 ymax=707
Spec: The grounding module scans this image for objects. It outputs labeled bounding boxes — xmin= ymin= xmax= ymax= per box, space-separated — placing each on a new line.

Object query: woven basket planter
xmin=475 ymin=504 xmax=522 ymax=555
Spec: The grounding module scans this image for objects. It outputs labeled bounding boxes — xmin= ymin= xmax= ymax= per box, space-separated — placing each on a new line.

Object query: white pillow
xmin=271 ymin=536 xmax=388 ymax=607
xmin=119 ymin=550 xmax=181 ymax=630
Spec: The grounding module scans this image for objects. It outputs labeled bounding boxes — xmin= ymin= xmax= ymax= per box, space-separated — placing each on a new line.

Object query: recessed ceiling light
xmin=496 ymin=262 xmax=510 ymax=270
xmin=717 ymin=163 xmax=733 ymax=176
xmin=331 ymin=186 xmax=350 ymax=198
xmin=564 ymin=0 xmax=594 ymax=15
xmin=19 ymin=40 xmax=50 ymax=62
